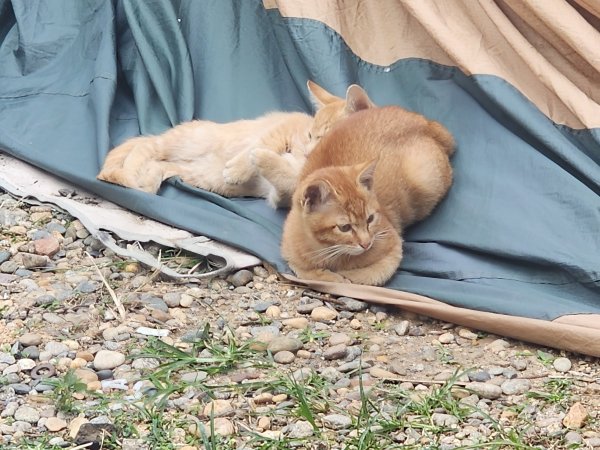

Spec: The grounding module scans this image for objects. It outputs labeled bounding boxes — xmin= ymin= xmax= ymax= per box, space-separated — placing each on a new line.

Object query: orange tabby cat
xmin=281 ymin=105 xmax=455 ymax=286
xmin=97 ymin=81 xmax=374 ymax=207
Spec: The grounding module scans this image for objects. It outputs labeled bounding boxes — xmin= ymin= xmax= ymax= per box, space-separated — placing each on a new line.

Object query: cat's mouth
xmin=349 ymin=243 xmax=372 ymax=255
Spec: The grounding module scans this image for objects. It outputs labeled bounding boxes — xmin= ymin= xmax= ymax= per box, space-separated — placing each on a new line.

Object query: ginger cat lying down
xmin=281 ymin=105 xmax=455 ymax=286
xmin=97 ymin=81 xmax=373 ymax=208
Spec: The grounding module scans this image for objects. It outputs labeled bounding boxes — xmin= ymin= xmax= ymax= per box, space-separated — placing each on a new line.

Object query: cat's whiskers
xmin=309 ymin=244 xmax=357 ymax=264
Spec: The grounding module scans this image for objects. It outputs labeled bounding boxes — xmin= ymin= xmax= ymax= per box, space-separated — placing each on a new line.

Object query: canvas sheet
xmin=0 ymin=0 xmax=599 ymax=355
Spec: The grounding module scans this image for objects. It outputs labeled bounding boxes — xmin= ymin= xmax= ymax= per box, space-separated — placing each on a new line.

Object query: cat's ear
xmin=307 ymin=80 xmax=342 ymax=109
xmin=301 ymin=180 xmax=331 ymax=211
xmin=345 ymin=85 xmax=375 ymax=114
xmin=357 ymin=159 xmax=377 ymax=191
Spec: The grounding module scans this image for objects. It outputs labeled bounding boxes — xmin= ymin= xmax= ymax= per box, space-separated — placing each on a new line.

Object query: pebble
xmin=282 ymin=317 xmax=309 ymax=329
xmin=267 ymin=336 xmax=303 ymax=354
xmin=179 ymin=294 xmax=194 ymax=307
xmin=466 ymin=382 xmax=502 ymax=399
xmin=553 ymin=357 xmax=572 ymax=373
xmin=180 ymin=371 xmax=208 ymax=383
xmin=322 ymin=413 xmax=352 ymax=430
xmin=135 ymin=327 xmax=169 ymax=337
xmin=296 ymin=300 xmax=323 ymax=314
xmin=14 ymin=405 xmax=40 ymax=423
xmin=273 ymin=351 xmax=295 ymax=364
xmin=369 ymin=366 xmax=399 ymax=380
xmin=162 ymin=292 xmax=181 ymax=307
xmin=335 ymin=297 xmax=368 ymax=312
xmin=564 ymin=431 xmax=583 ymax=445
xmin=203 ymin=399 xmax=234 ymax=417
xmin=45 ymin=341 xmax=70 ymax=356
xmin=311 ymin=306 xmax=337 ymax=322
xmin=324 ymin=344 xmax=348 ymax=360
xmin=501 ymin=378 xmax=531 ymax=395
xmin=458 ymin=328 xmax=478 ymax=340
xmin=438 ymin=332 xmax=455 ymax=344
xmin=329 ymin=332 xmax=352 ymax=346
xmin=286 ymin=420 xmax=314 ymax=438
xmin=19 ymin=332 xmax=43 ymax=347
xmin=432 ymin=413 xmax=459 ymax=427
xmin=563 ymin=402 xmax=588 ymax=428
xmin=34 ymin=236 xmax=60 ymax=257
xmin=230 ymin=269 xmax=253 ymax=287
xmin=93 ymin=350 xmax=126 ymax=370
xmin=45 ymin=417 xmax=68 ymax=432
xmin=468 ymin=371 xmax=491 ymax=382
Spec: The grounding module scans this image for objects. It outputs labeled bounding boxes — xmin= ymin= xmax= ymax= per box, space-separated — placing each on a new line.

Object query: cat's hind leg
xmin=223 ymin=150 xmax=258 ymax=185
xmin=252 ymin=148 xmax=302 ymax=207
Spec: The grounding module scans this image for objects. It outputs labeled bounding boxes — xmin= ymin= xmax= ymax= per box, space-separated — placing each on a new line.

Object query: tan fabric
xmin=284 ymin=275 xmax=600 ymax=357
xmin=264 ymin=0 xmax=600 ymax=129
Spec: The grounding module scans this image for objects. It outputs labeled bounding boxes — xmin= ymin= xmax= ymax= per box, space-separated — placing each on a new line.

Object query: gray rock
xmin=20 ymin=253 xmax=50 ymax=269
xmin=564 ymin=431 xmax=582 ymax=445
xmin=14 ymin=405 xmax=40 ymax=423
xmin=322 ymin=414 xmax=352 ymax=430
xmin=35 ymin=294 xmax=57 ymax=306
xmin=273 ymin=351 xmax=295 ymax=364
xmin=466 ymin=382 xmax=502 ymax=400
xmin=502 ymin=369 xmax=518 ymax=379
xmin=250 ymin=325 xmax=280 ymax=337
xmin=320 ymin=366 xmax=343 ymax=382
xmin=162 ymin=293 xmax=181 ymax=308
xmin=501 ymin=378 xmax=531 ymax=395
xmin=334 ymin=297 xmax=368 ymax=312
xmin=180 ymin=371 xmax=208 ymax=383
xmin=337 ymin=360 xmax=372 ymax=373
xmin=432 ymin=413 xmax=459 ymax=427
xmin=0 ymin=261 xmax=18 ymax=273
xmin=46 ymin=222 xmax=66 ymax=234
xmin=230 ymin=269 xmax=253 ymax=287
xmin=267 ymin=336 xmax=303 ymax=354
xmin=94 ymin=350 xmax=126 ymax=370
xmin=553 ymin=357 xmax=572 ymax=373
xmin=96 ymin=370 xmax=114 ymax=381
xmin=21 ymin=346 xmax=39 ymax=359
xmin=345 ymin=345 xmax=362 ymax=362
xmin=510 ymin=359 xmax=528 ymax=371
xmin=291 ymin=368 xmax=314 ymax=382
xmin=15 ymin=268 xmax=33 ymax=277
xmin=139 ymin=295 xmax=169 ymax=313
xmin=44 ymin=341 xmax=70 ymax=356
xmin=286 ymin=420 xmax=314 ymax=438
xmin=0 ymin=352 xmax=16 ymax=364
xmin=409 ymin=326 xmax=425 ymax=337
xmin=0 ymin=250 xmax=11 ymax=265
xmin=468 ymin=371 xmax=491 ymax=382
xmin=75 ymin=281 xmax=99 ymax=293
xmin=421 ymin=346 xmax=437 ymax=362
xmin=488 ymin=366 xmax=505 ymax=376
xmin=296 ymin=300 xmax=323 ymax=314
xmin=0 ymin=208 xmax=27 ymax=226
xmin=19 ymin=333 xmax=42 ymax=347
xmin=253 ymin=301 xmax=275 ymax=313
xmin=324 ymin=344 xmax=348 ymax=361
xmin=9 ymin=384 xmax=32 ymax=395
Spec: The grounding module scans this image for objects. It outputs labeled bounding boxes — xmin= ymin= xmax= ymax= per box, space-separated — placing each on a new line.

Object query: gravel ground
xmin=0 ymin=191 xmax=599 ymax=450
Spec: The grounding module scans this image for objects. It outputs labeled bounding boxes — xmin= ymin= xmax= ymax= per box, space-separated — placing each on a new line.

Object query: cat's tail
xmin=97 ymin=136 xmax=167 ymax=194
xmin=427 ymin=120 xmax=455 ymax=156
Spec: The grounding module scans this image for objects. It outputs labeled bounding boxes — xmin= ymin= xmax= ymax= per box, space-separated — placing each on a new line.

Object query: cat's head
xmin=298 ymin=160 xmax=385 ymax=258
xmin=306 ymin=81 xmax=375 ymax=153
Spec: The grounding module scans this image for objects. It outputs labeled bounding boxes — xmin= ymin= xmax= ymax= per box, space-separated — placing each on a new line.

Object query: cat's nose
xmin=360 ymin=241 xmax=371 ymax=250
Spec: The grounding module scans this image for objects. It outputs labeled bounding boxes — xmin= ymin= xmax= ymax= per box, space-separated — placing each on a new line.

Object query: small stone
xmin=21 ymin=346 xmax=39 ymax=359
xmin=432 ymin=413 xmax=459 ymax=427
xmin=162 ymin=293 xmax=181 ymax=307
xmin=45 ymin=341 xmax=70 ymax=356
xmin=286 ymin=420 xmax=314 ymax=438
xmin=96 ymin=370 xmax=114 ymax=381
xmin=0 ymin=352 xmax=16 ymax=364
xmin=438 ymin=333 xmax=455 ymax=344
xmin=369 ymin=366 xmax=399 ymax=380
xmin=329 ymin=332 xmax=352 ymax=346
xmin=563 ymin=402 xmax=588 ymax=428
xmin=203 ymin=399 xmax=234 ymax=417
xmin=282 ymin=317 xmax=309 ymax=329
xmin=16 ymin=358 xmax=36 ymax=371
xmin=19 ymin=333 xmax=43 ymax=347
xmin=273 ymin=351 xmax=295 ymax=364
xmin=0 ymin=260 xmax=18 ymax=273
xmin=265 ymin=305 xmax=281 ymax=318
xmin=93 ymin=350 xmax=126 ymax=370
xmin=510 ymin=358 xmax=528 ymax=371
xmin=468 ymin=371 xmax=491 ymax=382
xmin=466 ymin=382 xmax=502 ymax=400
xmin=20 ymin=252 xmax=50 ymax=269
xmin=324 ymin=344 xmax=348 ymax=361
xmin=180 ymin=371 xmax=208 ymax=383
xmin=564 ymin=431 xmax=583 ymax=445
xmin=257 ymin=416 xmax=271 ymax=430
xmin=179 ymin=294 xmax=194 ymax=307
xmin=349 ymin=318 xmax=362 ymax=329
xmin=14 ymin=405 xmax=40 ymax=423
xmin=230 ymin=269 xmax=253 ymax=287
xmin=74 ymin=369 xmax=99 ymax=383
xmin=296 ymin=300 xmax=323 ymax=314
xmin=267 ymin=336 xmax=303 ymax=354
xmin=10 ymin=383 xmax=32 ymax=395
xmin=311 ymin=306 xmax=337 ymax=322
xmin=487 ymin=339 xmax=510 ymax=352
xmin=501 ymin=379 xmax=531 ymax=395
xmin=135 ymin=327 xmax=169 ymax=337
xmin=393 ymin=320 xmax=410 ymax=336
xmin=458 ymin=328 xmax=478 ymax=340
xmin=45 ymin=417 xmax=68 ymax=432
xmin=335 ymin=297 xmax=368 ymax=312
xmin=0 ymin=250 xmax=11 ymax=264
xmin=34 ymin=236 xmax=60 ymax=257
xmin=75 ymin=423 xmax=116 ymax=447
xmin=553 ymin=357 xmax=572 ymax=373
xmin=322 ymin=414 xmax=352 ymax=430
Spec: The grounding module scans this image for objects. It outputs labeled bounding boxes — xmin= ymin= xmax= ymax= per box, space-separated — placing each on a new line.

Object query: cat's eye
xmin=337 ymin=224 xmax=351 ymax=232
xmin=367 ymin=214 xmax=375 ymax=224
xmin=285 ymin=144 xmax=291 ymax=153
xmin=308 ymin=132 xmax=312 ymax=140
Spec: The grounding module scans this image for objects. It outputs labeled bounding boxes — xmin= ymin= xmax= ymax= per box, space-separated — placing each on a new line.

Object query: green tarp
xmin=1 ymin=1 xmax=599 ymax=331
